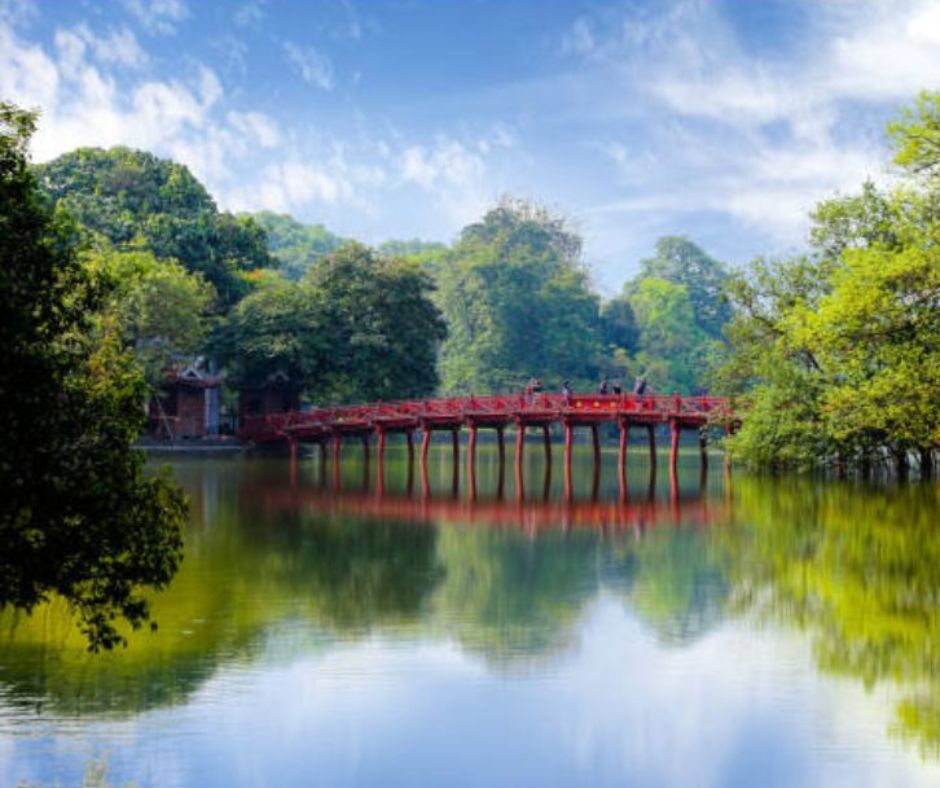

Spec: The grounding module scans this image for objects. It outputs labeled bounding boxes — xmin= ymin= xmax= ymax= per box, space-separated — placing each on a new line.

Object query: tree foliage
xmin=436 ymin=198 xmax=603 ymax=394
xmin=604 ymin=236 xmax=730 ymax=393
xmin=218 ymin=243 xmax=445 ymax=403
xmin=84 ymin=245 xmax=215 ymax=387
xmin=249 ymin=210 xmax=348 ymax=281
xmin=721 ymin=92 xmax=940 ymax=471
xmin=37 ymin=147 xmax=272 ymax=305
xmin=0 ymin=103 xmax=186 ymax=651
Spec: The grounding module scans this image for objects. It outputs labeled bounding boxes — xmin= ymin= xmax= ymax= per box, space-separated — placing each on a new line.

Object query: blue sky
xmin=3 ymin=0 xmax=940 ymax=292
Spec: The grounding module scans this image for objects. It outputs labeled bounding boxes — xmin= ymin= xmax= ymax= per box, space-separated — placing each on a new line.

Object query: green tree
xmin=84 ymin=245 xmax=215 ymax=387
xmin=631 ymin=236 xmax=731 ymax=338
xmin=0 ymin=103 xmax=186 ymax=651
xmin=437 ymin=198 xmax=603 ymax=394
xmin=307 ymin=242 xmax=447 ymax=402
xmin=721 ymin=92 xmax=940 ymax=471
xmin=630 ymin=277 xmax=713 ymax=393
xmin=249 ymin=211 xmax=349 ymax=281
xmin=218 ymin=242 xmax=445 ymax=403
xmin=37 ymin=147 xmax=272 ymax=305
xmin=215 ymin=277 xmax=329 ymax=400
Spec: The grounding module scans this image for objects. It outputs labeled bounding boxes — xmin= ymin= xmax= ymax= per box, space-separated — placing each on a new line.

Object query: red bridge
xmin=239 ymin=393 xmax=735 ymax=499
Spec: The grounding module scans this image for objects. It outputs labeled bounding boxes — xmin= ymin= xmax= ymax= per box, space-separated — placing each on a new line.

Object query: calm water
xmin=2 ymin=439 xmax=940 ymax=787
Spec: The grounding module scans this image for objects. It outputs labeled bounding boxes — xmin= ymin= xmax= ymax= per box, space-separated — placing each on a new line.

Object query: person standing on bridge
xmin=598 ymin=377 xmax=609 ymax=395
xmin=562 ymin=380 xmax=572 ymax=401
xmin=633 ymin=375 xmax=647 ymax=395
xmin=612 ymin=380 xmax=622 ymax=395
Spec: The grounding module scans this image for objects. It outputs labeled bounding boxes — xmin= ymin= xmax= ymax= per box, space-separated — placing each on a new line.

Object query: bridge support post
xmin=451 ymin=428 xmax=461 ymax=497
xmin=542 ymin=425 xmax=552 ymax=469
xmin=421 ymin=427 xmax=431 ymax=464
xmin=670 ymin=420 xmax=680 ymax=502
xmin=699 ymin=430 xmax=708 ymax=472
xmin=377 ymin=428 xmax=386 ymax=463
xmin=332 ymin=433 xmax=342 ymax=489
xmin=405 ymin=430 xmax=415 ymax=496
xmin=288 ymin=437 xmax=298 ymax=486
xmin=496 ymin=426 xmax=505 ymax=499
xmin=362 ymin=435 xmax=371 ymax=491
xmin=467 ymin=425 xmax=477 ymax=501
xmin=564 ymin=422 xmax=573 ymax=502
xmin=515 ymin=425 xmax=525 ymax=501
xmin=591 ymin=423 xmax=601 ymax=472
xmin=647 ymin=424 xmax=657 ymax=470
xmin=618 ymin=418 xmax=630 ymax=502
xmin=670 ymin=420 xmax=680 ymax=473
xmin=319 ymin=440 xmax=328 ymax=487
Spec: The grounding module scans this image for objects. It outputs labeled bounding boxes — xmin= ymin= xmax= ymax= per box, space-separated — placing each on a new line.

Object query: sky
xmin=2 ymin=0 xmax=940 ymax=293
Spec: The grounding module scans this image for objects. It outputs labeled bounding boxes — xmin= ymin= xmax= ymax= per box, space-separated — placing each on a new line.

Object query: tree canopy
xmin=0 ymin=103 xmax=186 ymax=651
xmin=37 ymin=147 xmax=272 ymax=305
xmin=720 ymin=91 xmax=940 ymax=472
xmin=249 ymin=210 xmax=348 ymax=281
xmin=436 ymin=198 xmax=603 ymax=394
xmin=217 ymin=242 xmax=446 ymax=403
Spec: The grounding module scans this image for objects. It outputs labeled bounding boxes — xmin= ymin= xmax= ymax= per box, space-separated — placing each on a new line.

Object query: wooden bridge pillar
xmin=496 ymin=426 xmax=506 ymax=499
xmin=618 ymin=418 xmax=630 ymax=502
xmin=332 ymin=433 xmax=342 ymax=489
xmin=467 ymin=425 xmax=477 ymax=500
xmin=669 ymin=420 xmax=680 ymax=473
xmin=669 ymin=420 xmax=680 ymax=502
xmin=542 ymin=425 xmax=552 ymax=468
xmin=515 ymin=425 xmax=525 ymax=500
xmin=421 ymin=427 xmax=432 ymax=464
xmin=591 ymin=423 xmax=601 ymax=473
xmin=452 ymin=428 xmax=460 ymax=468
xmin=319 ymin=440 xmax=328 ymax=487
xmin=699 ymin=430 xmax=708 ymax=472
xmin=377 ymin=428 xmax=386 ymax=463
xmin=564 ymin=422 xmax=573 ymax=502
xmin=647 ymin=424 xmax=657 ymax=470
xmin=361 ymin=433 xmax=370 ymax=465
xmin=288 ymin=436 xmax=298 ymax=486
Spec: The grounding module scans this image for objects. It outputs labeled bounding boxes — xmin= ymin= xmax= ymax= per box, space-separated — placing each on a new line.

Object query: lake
xmin=2 ymin=439 xmax=940 ymax=787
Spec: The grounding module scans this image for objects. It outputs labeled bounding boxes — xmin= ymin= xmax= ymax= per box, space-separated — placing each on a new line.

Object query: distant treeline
xmin=35 ymin=147 xmax=732 ymax=405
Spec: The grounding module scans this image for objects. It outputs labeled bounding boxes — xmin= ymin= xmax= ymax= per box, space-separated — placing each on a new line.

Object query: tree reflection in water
xmin=1 ymin=456 xmax=939 ymax=761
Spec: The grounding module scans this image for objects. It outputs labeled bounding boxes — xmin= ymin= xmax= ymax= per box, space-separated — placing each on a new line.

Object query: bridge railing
xmin=238 ymin=392 xmax=734 ymax=441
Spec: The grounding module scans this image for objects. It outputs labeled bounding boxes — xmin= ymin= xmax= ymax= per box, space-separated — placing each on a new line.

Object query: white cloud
xmin=400 ymin=139 xmax=484 ymax=190
xmin=234 ymin=0 xmax=264 ymax=28
xmin=283 ymin=41 xmax=334 ymax=91
xmin=123 ymin=0 xmax=189 ymax=35
xmin=55 ymin=24 xmax=147 ymax=70
xmin=561 ymin=0 xmax=940 ymax=257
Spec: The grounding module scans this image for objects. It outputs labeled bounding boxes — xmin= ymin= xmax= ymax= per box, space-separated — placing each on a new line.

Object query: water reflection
xmin=0 ymin=448 xmax=939 ymax=784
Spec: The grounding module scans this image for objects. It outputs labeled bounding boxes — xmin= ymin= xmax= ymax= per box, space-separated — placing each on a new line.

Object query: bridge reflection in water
xmin=250 ymin=439 xmax=729 ymax=537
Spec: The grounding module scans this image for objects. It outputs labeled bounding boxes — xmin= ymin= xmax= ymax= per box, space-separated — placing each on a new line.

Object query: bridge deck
xmin=239 ymin=393 xmax=732 ymax=445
